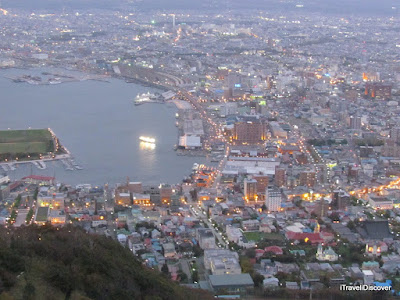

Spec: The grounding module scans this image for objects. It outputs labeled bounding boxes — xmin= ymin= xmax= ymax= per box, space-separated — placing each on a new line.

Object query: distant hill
xmin=1 ymin=0 xmax=121 ymax=10
xmin=1 ymin=0 xmax=398 ymax=15
xmin=0 ymin=225 xmax=212 ymax=300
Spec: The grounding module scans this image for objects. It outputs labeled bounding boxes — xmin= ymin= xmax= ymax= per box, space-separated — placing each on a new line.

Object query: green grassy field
xmin=0 ymin=142 xmax=49 ymax=153
xmin=243 ymin=232 xmax=267 ymax=242
xmin=0 ymin=129 xmax=53 ymax=156
xmin=244 ymin=232 xmax=284 ymax=242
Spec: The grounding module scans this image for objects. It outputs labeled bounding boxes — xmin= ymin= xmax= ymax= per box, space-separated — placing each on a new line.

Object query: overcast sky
xmin=1 ymin=0 xmax=398 ymax=15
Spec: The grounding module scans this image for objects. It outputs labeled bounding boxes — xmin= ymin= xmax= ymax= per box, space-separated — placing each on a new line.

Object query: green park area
xmin=0 ymin=129 xmax=54 ymax=161
xmin=243 ymin=232 xmax=284 ymax=242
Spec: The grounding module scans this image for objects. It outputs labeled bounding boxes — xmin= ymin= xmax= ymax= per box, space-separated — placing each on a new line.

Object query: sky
xmin=1 ymin=0 xmax=399 ymax=15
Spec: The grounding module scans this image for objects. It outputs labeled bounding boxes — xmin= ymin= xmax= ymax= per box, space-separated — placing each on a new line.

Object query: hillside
xmin=0 ymin=225 xmax=212 ymax=300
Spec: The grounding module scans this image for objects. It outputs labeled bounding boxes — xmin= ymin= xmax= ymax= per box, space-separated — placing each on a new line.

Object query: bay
xmin=0 ymin=67 xmax=206 ymax=186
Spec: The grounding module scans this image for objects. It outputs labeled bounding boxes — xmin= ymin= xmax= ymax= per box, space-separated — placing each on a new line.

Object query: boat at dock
xmin=37 ymin=161 xmax=47 ymax=169
xmin=70 ymin=159 xmax=83 ymax=170
xmin=61 ymin=159 xmax=74 ymax=171
xmin=48 ymin=78 xmax=62 ymax=85
xmin=134 ymin=92 xmax=164 ymax=105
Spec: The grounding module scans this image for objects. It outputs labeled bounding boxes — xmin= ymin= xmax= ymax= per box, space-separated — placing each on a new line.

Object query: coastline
xmin=0 ymin=127 xmax=75 ymax=172
xmin=0 ymin=67 xmax=206 ymax=185
xmin=167 ymin=99 xmax=193 ymax=110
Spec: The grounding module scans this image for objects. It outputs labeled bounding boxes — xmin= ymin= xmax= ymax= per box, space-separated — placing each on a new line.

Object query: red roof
xmin=286 ymin=232 xmax=324 ymax=244
xmin=255 ymin=249 xmax=265 ymax=258
xmin=320 ymin=231 xmax=334 ymax=241
xmin=9 ymin=181 xmax=23 ymax=190
xmin=80 ymin=214 xmax=91 ymax=221
xmin=264 ymin=246 xmax=283 ymax=255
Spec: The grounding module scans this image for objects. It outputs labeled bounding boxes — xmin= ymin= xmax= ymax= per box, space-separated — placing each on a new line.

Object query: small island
xmin=0 ymin=128 xmax=69 ymax=163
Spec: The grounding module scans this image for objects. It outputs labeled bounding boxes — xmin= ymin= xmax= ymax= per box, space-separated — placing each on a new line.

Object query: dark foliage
xmin=0 ymin=225 xmax=212 ymax=300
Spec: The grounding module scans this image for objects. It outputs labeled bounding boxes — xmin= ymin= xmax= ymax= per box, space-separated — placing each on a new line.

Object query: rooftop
xmin=209 ymin=274 xmax=254 ymax=287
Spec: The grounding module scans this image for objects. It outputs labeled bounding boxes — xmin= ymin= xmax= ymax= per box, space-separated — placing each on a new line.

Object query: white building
xmin=196 ymin=228 xmax=217 ymax=250
xmin=179 ymin=135 xmax=202 ymax=149
xmin=265 ymin=187 xmax=281 ymax=212
xmin=226 ymin=225 xmax=256 ymax=248
xmin=362 ymin=270 xmax=374 ymax=285
xmin=368 ymin=196 xmax=393 ymax=210
xmin=204 ymin=249 xmax=241 ymax=275
xmin=244 ymin=178 xmax=257 ymax=201
xmin=316 ymin=244 xmax=338 ymax=262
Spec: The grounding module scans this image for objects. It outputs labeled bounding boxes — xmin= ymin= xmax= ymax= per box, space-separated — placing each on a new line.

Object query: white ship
xmin=134 ymin=92 xmax=164 ymax=105
xmin=134 ymin=92 xmax=157 ymax=105
xmin=139 ymin=136 xmax=156 ymax=144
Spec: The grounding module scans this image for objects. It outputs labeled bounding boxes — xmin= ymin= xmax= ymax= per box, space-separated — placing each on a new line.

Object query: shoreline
xmin=0 ymin=67 xmax=205 ymax=185
xmin=0 ymin=127 xmax=73 ymax=171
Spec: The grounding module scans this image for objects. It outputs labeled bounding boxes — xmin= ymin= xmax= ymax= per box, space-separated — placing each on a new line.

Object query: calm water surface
xmin=0 ymin=68 xmax=206 ymax=186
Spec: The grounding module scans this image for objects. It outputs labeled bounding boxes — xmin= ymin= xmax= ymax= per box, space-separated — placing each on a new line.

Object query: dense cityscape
xmin=1 ymin=0 xmax=400 ymax=299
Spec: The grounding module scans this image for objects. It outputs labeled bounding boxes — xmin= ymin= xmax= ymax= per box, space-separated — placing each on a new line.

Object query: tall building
xmin=390 ymin=127 xmax=400 ymax=143
xmin=266 ymin=75 xmax=276 ymax=90
xmin=362 ymin=72 xmax=380 ymax=82
xmin=233 ymin=120 xmax=267 ymax=145
xmin=314 ymin=199 xmax=329 ymax=218
xmin=253 ymin=175 xmax=269 ymax=194
xmin=299 ymin=170 xmax=316 ymax=187
xmin=244 ymin=178 xmax=257 ymax=201
xmin=275 ymin=167 xmax=286 ymax=187
xmin=365 ymin=83 xmax=392 ymax=100
xmin=360 ymin=146 xmax=374 ymax=158
xmin=128 ymin=182 xmax=142 ymax=194
xmin=226 ymin=73 xmax=242 ymax=89
xmin=332 ymin=190 xmax=350 ymax=210
xmin=350 ymin=115 xmax=362 ymax=130
xmin=265 ymin=187 xmax=281 ymax=212
xmin=160 ymin=184 xmax=173 ymax=205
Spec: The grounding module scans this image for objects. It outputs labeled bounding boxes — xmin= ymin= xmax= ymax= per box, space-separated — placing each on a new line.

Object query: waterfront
xmin=0 ymin=67 xmax=206 ymax=186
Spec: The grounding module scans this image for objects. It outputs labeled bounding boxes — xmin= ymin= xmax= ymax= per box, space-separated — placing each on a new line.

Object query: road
xmin=14 ymin=208 xmax=29 ymax=227
xmin=180 ymin=259 xmax=193 ymax=282
xmin=212 ymin=145 xmax=230 ymax=189
xmin=190 ymin=205 xmax=227 ymax=248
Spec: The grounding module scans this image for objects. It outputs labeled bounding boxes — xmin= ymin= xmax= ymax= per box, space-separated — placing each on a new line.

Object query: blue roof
xmin=374 ymin=280 xmax=392 ymax=287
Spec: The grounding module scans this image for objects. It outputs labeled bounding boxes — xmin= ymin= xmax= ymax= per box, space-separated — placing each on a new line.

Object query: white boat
xmin=134 ymin=92 xmax=163 ymax=105
xmin=49 ymin=79 xmax=62 ymax=85
xmin=139 ymin=136 xmax=156 ymax=144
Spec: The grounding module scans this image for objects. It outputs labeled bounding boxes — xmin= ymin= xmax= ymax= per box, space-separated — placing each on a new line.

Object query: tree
xmin=161 ymin=263 xmax=169 ymax=277
xmin=245 ymin=248 xmax=256 ymax=259
xmin=23 ymin=282 xmax=35 ymax=300
xmin=329 ymin=212 xmax=340 ymax=222
xmin=193 ymin=244 xmax=203 ymax=257
xmin=240 ymin=256 xmax=254 ymax=274
xmin=192 ymin=270 xmax=199 ymax=283
xmin=252 ymin=272 xmax=265 ymax=287
xmin=347 ymin=220 xmax=355 ymax=230
xmin=178 ymin=270 xmax=188 ymax=283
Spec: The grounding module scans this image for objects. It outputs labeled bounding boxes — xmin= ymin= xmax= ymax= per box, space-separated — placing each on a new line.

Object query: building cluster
xmin=3 ymin=2 xmax=400 ymax=297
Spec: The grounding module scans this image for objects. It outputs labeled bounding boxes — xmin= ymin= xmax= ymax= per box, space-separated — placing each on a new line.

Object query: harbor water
xmin=0 ymin=67 xmax=206 ymax=186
